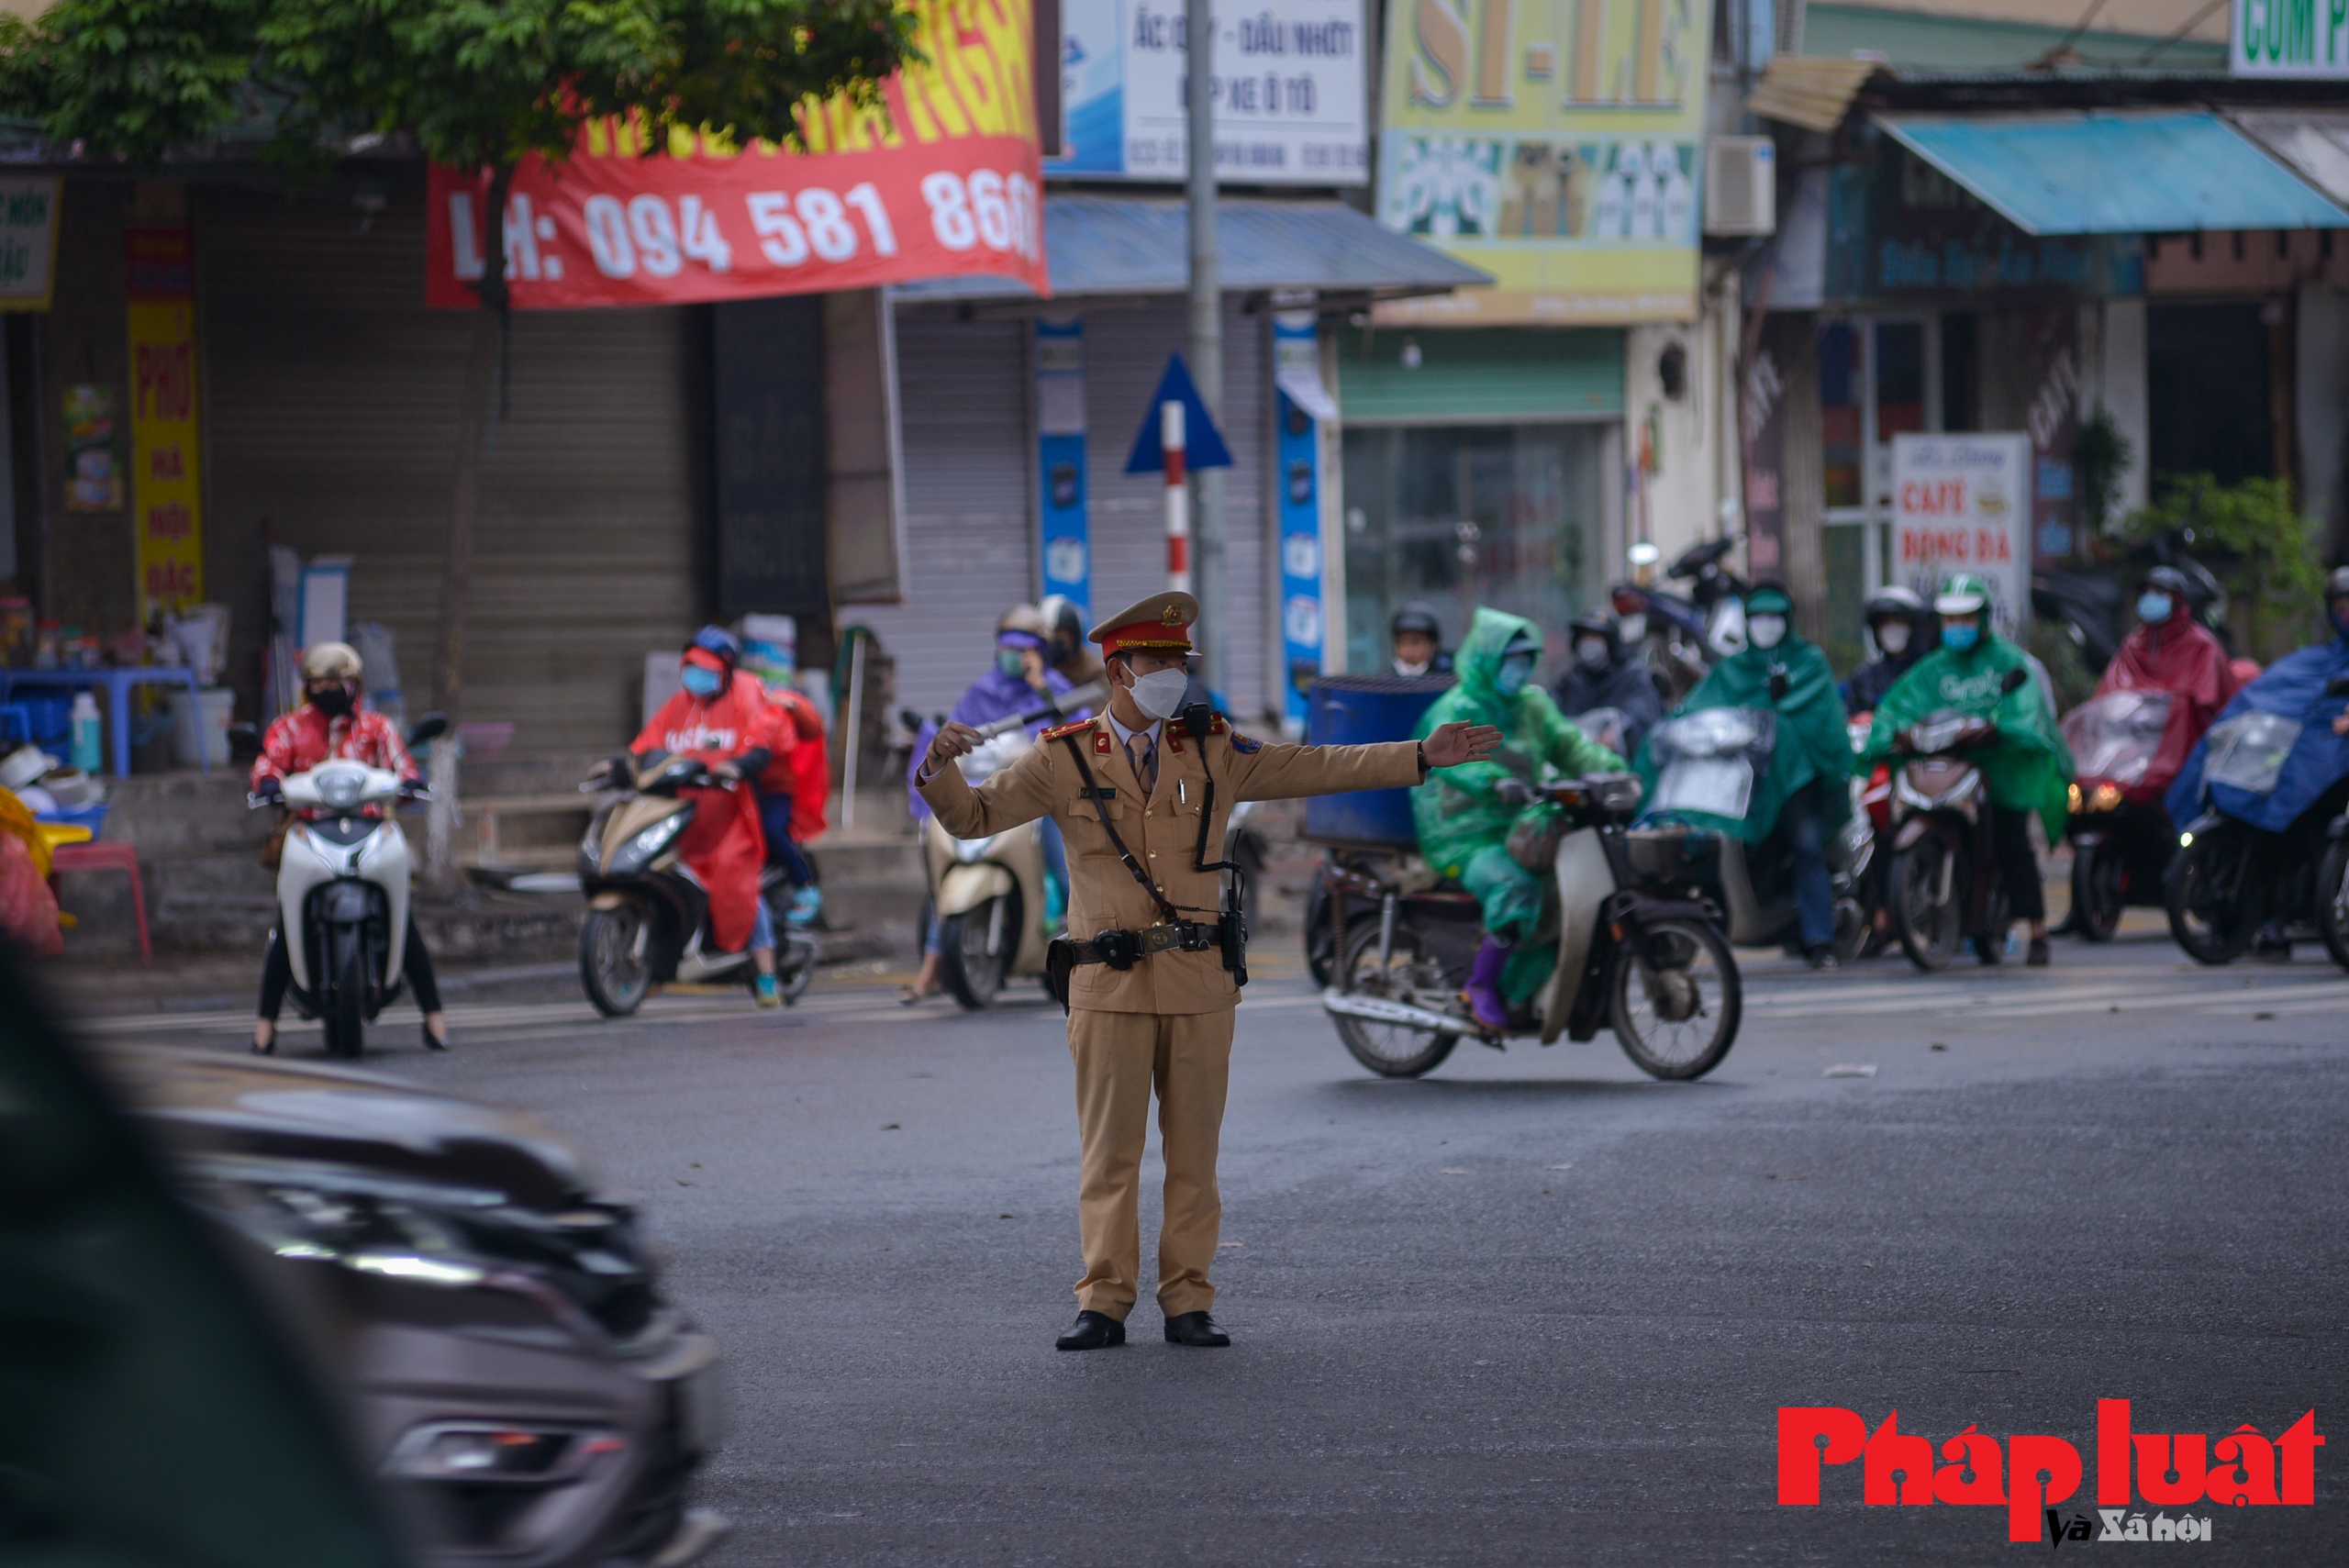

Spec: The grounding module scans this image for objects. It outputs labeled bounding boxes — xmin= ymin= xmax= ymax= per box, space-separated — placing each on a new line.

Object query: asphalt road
xmin=90 ymin=919 xmax=2349 ymax=1563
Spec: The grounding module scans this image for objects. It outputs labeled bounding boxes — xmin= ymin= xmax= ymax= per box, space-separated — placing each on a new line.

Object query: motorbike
xmin=1642 ymin=707 xmax=1874 ymax=961
xmin=919 ymin=728 xmax=1061 ymax=1009
xmin=576 ymin=754 xmax=817 ymax=1016
xmin=249 ymin=714 xmax=447 ymax=1059
xmin=1883 ymin=668 xmax=2035 ymax=970
xmin=2165 ymin=674 xmax=2349 ymax=969
xmin=2059 ymin=688 xmax=2178 ymax=941
xmin=1319 ymin=773 xmax=1742 ymax=1083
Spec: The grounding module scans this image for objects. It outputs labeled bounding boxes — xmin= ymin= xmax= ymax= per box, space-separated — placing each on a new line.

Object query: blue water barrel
xmin=1302 ymin=673 xmax=1456 ymax=844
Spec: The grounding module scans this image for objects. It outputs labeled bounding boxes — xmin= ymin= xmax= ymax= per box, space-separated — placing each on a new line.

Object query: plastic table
xmin=0 ymin=667 xmax=206 ymax=777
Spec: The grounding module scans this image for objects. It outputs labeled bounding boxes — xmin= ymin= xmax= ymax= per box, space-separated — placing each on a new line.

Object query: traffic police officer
xmin=919 ymin=592 xmax=1499 ymax=1351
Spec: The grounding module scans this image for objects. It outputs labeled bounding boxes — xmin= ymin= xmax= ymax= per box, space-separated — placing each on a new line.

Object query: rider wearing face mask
xmin=1846 ymin=587 xmax=1931 ymax=716
xmin=1413 ymin=607 xmax=1625 ymax=1028
xmin=1040 ymin=595 xmax=1107 ymax=689
xmin=633 ymin=627 xmax=787 ymax=1004
xmin=2094 ymin=564 xmax=2243 ymax=787
xmin=1551 ymin=608 xmax=1664 ymax=759
xmin=1390 ymin=603 xmax=1455 ymax=679
xmin=1640 ymin=584 xmax=1854 ymax=969
xmin=250 ymin=641 xmax=444 ymax=1054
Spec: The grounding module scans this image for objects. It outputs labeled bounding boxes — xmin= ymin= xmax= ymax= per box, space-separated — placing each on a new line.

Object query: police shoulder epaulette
xmin=1040 ymin=717 xmax=1095 ymax=740
xmin=1174 ymin=712 xmax=1229 ymax=738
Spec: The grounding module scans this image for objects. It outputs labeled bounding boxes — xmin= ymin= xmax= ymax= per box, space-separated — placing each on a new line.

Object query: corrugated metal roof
xmin=2228 ymin=111 xmax=2349 ymax=209
xmin=1874 ymin=111 xmax=2349 ymax=234
xmin=895 ymin=195 xmax=1493 ymax=303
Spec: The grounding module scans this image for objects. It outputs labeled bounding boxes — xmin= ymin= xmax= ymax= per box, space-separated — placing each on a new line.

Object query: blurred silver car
xmin=102 ymin=1045 xmax=728 ymax=1568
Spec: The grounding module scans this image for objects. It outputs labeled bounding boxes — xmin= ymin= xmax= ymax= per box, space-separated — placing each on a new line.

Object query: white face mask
xmin=1747 ymin=615 xmax=1787 ymax=651
xmin=1876 ymin=621 xmax=1910 ymax=656
xmin=1617 ymin=612 xmax=1646 ymax=646
xmin=1395 ymin=655 xmax=1431 ymax=678
xmin=1575 ymin=638 xmax=1611 ymax=671
xmin=1126 ymin=664 xmax=1191 ymax=720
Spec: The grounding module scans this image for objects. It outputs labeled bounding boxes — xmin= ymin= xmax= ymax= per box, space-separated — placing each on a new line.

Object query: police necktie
xmin=1127 ymin=733 xmax=1157 ymax=794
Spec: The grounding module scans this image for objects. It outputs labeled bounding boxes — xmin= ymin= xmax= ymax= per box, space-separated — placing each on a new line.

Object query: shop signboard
xmin=1273 ymin=314 xmax=1335 ymax=733
xmin=1048 ymin=0 xmax=1367 ymax=183
xmin=127 ymin=228 xmax=205 ymax=621
xmin=1373 ymin=0 xmax=1715 ymax=325
xmin=2021 ymin=309 xmax=2080 ymax=566
xmin=0 ymin=179 xmax=61 ymax=311
xmin=2231 ymin=0 xmax=2349 ymax=77
xmin=1036 ymin=318 xmax=1091 ymax=617
xmin=1890 ymin=433 xmax=2030 ymax=634
xmin=428 ymin=0 xmax=1049 ymax=307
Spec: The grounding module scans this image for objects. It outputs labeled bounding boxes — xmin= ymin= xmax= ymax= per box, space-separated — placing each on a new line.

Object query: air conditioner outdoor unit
xmin=1705 ymin=138 xmax=1777 ymax=237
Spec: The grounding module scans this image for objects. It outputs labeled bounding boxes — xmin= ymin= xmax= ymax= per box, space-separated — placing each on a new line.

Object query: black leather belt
xmin=1064 ymin=920 xmax=1228 ymax=970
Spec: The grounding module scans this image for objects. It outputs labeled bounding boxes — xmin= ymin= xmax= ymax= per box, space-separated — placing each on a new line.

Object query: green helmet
xmin=1933 ymin=573 xmax=1992 ymax=616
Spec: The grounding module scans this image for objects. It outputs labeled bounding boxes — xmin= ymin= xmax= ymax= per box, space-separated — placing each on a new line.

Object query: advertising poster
xmin=1375 ymin=0 xmax=1714 ymax=324
xmin=1890 ymin=433 xmax=2030 ymax=633
xmin=1273 ymin=315 xmax=1335 ymax=734
xmin=63 ymin=385 xmax=120 ymax=512
xmin=127 ymin=228 xmax=205 ymax=619
xmin=1049 ymin=0 xmax=1368 ymax=183
xmin=429 ymin=0 xmax=1048 ymax=307
xmin=0 ymin=179 xmax=60 ymax=311
xmin=1036 ymin=317 xmax=1091 ymax=617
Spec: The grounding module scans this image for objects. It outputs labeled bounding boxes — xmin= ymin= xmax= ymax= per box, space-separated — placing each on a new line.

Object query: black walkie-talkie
xmin=1183 ymin=699 xmax=1249 ymax=986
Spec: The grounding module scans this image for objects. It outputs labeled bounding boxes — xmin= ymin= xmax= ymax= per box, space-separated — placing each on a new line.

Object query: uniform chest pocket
xmin=1063 ymin=791 xmax=1130 ymax=857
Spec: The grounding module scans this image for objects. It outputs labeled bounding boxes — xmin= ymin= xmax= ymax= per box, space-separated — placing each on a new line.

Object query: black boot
xmin=1055 ymin=1310 xmax=1126 ymax=1351
xmin=1163 ymin=1311 xmax=1230 ymax=1348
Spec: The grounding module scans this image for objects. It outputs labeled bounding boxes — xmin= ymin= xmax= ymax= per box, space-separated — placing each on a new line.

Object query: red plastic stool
xmin=50 ymin=840 xmax=150 ymax=965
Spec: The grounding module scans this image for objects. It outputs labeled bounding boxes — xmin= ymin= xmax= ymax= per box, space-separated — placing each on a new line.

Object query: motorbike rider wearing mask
xmin=1640 ymin=584 xmax=1853 ymax=968
xmin=902 ymin=606 xmax=1082 ymax=1004
xmin=1040 ymin=594 xmax=1107 ymax=689
xmin=1846 ymin=586 xmax=1931 ymax=715
xmin=250 ymin=641 xmax=444 ymax=1054
xmin=1391 ymin=603 xmax=1454 ymax=678
xmin=631 ymin=627 xmax=786 ymax=1005
xmin=1551 ymin=607 xmax=1664 ymax=759
xmin=1859 ymin=573 xmax=2073 ymax=966
xmin=1412 ymin=608 xmax=1625 ymax=1029
xmin=2098 ymin=563 xmax=2243 ymax=775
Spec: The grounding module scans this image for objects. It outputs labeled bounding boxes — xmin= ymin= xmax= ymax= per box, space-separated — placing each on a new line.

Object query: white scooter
xmin=920 ymin=729 xmax=1059 ymax=1009
xmin=249 ymin=715 xmax=445 ymax=1059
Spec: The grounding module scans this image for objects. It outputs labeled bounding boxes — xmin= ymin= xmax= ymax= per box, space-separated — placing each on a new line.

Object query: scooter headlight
xmin=952 ymin=834 xmax=996 ymax=863
xmin=610 ymin=816 xmax=685 ymax=875
xmin=317 ymin=768 xmax=366 ymax=810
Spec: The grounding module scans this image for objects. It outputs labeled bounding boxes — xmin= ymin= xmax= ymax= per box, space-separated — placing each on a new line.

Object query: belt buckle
xmin=1139 ymin=923 xmax=1180 ymax=955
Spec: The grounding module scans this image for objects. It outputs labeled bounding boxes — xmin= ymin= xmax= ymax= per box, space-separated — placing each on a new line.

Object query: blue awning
xmin=894 ymin=195 xmax=1492 ymax=304
xmin=1873 ymin=112 xmax=2349 ymax=235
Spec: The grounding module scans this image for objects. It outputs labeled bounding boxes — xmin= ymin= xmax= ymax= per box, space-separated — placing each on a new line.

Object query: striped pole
xmin=1162 ymin=398 xmax=1190 ymax=591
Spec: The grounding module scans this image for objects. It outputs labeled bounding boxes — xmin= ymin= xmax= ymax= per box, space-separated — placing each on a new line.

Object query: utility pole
xmin=1185 ymin=0 xmax=1226 ymax=698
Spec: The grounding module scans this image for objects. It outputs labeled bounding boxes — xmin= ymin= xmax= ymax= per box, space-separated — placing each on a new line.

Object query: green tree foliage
xmin=2073 ymin=405 xmax=2133 ymax=539
xmin=2123 ymin=473 xmax=2324 ymax=662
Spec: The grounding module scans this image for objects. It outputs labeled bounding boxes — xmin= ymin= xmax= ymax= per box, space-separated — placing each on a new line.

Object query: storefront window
xmin=1341 ymin=424 xmax=1609 ymax=673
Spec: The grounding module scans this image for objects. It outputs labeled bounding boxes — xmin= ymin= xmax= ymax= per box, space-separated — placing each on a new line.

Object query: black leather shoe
xmin=1055 ymin=1310 xmax=1126 ymax=1351
xmin=422 ymin=1024 xmax=451 ymax=1051
xmin=1163 ymin=1311 xmax=1230 ymax=1348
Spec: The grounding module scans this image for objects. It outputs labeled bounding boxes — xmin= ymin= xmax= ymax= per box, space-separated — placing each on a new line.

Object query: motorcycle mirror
xmin=226 ymin=720 xmax=262 ymax=762
xmin=406 ymin=712 xmax=450 ymax=748
xmin=2325 ymin=676 xmax=2349 ymax=698
xmin=2000 ymin=668 xmax=2030 ymax=695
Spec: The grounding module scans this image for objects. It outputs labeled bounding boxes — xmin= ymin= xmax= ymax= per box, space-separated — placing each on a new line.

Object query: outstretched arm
xmin=1228 ymin=721 xmax=1499 ymax=801
xmin=916 ymin=721 xmax=1056 ymax=837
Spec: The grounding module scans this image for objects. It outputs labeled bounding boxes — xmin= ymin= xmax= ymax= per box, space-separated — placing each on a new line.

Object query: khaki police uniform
xmin=917 ymin=595 xmax=1422 ymax=1321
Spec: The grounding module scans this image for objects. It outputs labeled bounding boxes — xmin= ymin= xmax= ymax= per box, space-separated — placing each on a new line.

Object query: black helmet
xmin=1038 ymin=594 xmax=1085 ymax=648
xmin=1567 ymin=609 xmax=1621 ymax=661
xmin=1391 ymin=602 xmax=1443 ymax=640
xmin=2143 ymin=564 xmax=2195 ymax=599
xmin=1864 ymin=585 xmax=1925 ymax=628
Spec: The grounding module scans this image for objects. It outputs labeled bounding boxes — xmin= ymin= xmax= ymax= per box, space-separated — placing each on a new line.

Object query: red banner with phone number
xmin=426 ymin=0 xmax=1049 ymax=308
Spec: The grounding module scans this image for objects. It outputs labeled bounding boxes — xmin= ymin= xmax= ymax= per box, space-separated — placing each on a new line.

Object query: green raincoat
xmin=1859 ymin=630 xmax=2074 ymax=840
xmin=1413 ymin=607 xmax=1623 ymax=999
xmin=1633 ymin=630 xmax=1851 ymax=841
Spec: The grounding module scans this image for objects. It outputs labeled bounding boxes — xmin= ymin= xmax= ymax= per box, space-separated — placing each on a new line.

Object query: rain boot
xmin=1464 ymin=934 xmax=1513 ymax=1029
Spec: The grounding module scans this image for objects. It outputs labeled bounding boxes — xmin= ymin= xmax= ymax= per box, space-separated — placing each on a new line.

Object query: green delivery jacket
xmin=1633 ymin=631 xmax=1852 ymax=842
xmin=1858 ymin=631 xmax=2074 ymax=840
xmin=1410 ymin=606 xmax=1624 ymax=880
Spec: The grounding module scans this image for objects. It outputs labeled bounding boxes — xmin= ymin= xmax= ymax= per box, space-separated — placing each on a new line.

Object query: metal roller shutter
xmin=845 ymin=306 xmax=1033 ymax=721
xmin=195 ymin=177 xmax=705 ymax=756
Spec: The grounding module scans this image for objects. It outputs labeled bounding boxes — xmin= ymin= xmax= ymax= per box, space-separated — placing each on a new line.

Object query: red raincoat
xmin=756 ymin=684 xmax=830 ymax=841
xmin=633 ymin=671 xmax=780 ymax=952
xmin=252 ymin=705 xmax=417 ymax=819
xmin=2092 ymin=617 xmax=2242 ymax=797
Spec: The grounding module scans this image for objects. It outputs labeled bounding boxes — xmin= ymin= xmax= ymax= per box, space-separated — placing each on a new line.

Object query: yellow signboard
xmin=128 ymin=228 xmax=203 ymax=621
xmin=1375 ymin=0 xmax=1714 ymax=325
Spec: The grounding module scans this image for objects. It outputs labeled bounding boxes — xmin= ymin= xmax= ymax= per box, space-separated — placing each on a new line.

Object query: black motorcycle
xmin=2060 ymin=688 xmax=2181 ymax=942
xmin=1884 ymin=669 xmax=2034 ymax=970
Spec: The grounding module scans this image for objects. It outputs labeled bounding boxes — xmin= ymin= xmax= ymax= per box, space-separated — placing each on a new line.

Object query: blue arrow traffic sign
xmin=1122 ymin=353 xmax=1233 ymax=475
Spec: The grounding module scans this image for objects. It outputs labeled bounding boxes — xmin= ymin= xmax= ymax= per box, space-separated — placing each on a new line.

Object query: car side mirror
xmin=2324 ymin=676 xmax=2349 ymax=698
xmin=406 ymin=712 xmax=449 ymax=749
xmin=2001 ymin=668 xmax=2030 ymax=695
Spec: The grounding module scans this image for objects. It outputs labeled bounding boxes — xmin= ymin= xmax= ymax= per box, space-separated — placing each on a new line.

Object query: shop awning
xmin=1873 ymin=111 xmax=2349 ymax=235
xmin=2226 ymin=111 xmax=2349 ymax=210
xmin=893 ymin=195 xmax=1493 ymax=305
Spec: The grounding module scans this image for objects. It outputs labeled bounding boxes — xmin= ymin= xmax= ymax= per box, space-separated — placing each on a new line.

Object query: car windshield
xmin=2062 ymin=689 xmax=2173 ymax=786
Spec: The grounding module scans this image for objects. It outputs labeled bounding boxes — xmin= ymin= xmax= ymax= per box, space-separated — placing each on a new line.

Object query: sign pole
xmin=1163 ymin=399 xmax=1190 ymax=592
xmin=1185 ymin=0 xmax=1225 ymax=695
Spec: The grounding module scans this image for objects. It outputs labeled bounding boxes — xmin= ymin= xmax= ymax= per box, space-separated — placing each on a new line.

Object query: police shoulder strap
xmin=1057 ymin=729 xmax=1182 ymax=926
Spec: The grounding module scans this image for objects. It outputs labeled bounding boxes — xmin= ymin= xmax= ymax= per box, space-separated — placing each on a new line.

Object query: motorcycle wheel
xmin=1303 ymin=873 xmax=1337 ymax=988
xmin=2070 ymin=841 xmax=2124 ymax=943
xmin=1972 ymin=887 xmax=2013 ymax=966
xmin=580 ymin=906 xmax=652 ymax=1017
xmin=2316 ymin=837 xmax=2349 ymax=973
xmin=1332 ymin=914 xmax=1458 ymax=1079
xmin=1609 ymin=917 xmax=1741 ymax=1082
xmin=779 ymin=928 xmax=818 ymax=1005
xmin=2165 ymin=827 xmax=2258 ymax=966
xmin=1892 ymin=832 xmax=1965 ymax=972
xmin=325 ymin=925 xmax=366 ymax=1060
xmin=940 ymin=887 xmax=1020 ymax=1011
